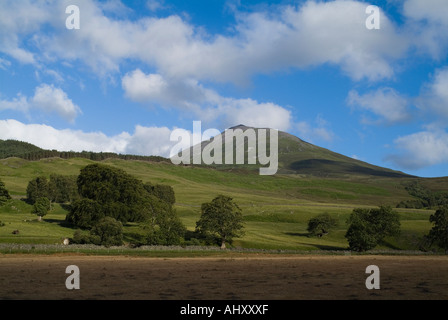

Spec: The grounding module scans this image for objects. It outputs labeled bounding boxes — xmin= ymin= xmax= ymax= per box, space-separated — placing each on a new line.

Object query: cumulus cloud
xmin=416 ymin=67 xmax=448 ymax=120
xmin=0 ymin=119 xmax=178 ymax=158
xmin=0 ymin=0 xmax=409 ymax=83
xmin=0 ymin=0 xmax=51 ymax=64
xmin=386 ymin=129 xmax=448 ymax=170
xmin=122 ymin=69 xmax=292 ymax=130
xmin=347 ymin=88 xmax=412 ymax=124
xmin=0 ymin=94 xmax=29 ymax=114
xmin=32 ymin=84 xmax=81 ymax=122
xmin=403 ymin=0 xmax=448 ymax=58
xmin=0 ymin=84 xmax=81 ymax=123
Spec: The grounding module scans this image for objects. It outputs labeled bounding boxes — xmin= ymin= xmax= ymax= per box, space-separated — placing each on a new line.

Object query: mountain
xmin=0 ymin=126 xmax=413 ymax=178
xmin=179 ymin=124 xmax=413 ymax=178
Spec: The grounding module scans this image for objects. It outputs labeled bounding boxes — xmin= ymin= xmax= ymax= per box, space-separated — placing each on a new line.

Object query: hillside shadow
xmin=309 ymin=244 xmax=346 ymax=251
xmin=379 ymin=240 xmax=402 ymax=250
xmin=44 ymin=218 xmax=72 ymax=228
xmin=289 ymin=159 xmax=411 ymax=178
xmin=284 ymin=232 xmax=346 ymax=251
xmin=285 ymin=232 xmax=310 ymax=237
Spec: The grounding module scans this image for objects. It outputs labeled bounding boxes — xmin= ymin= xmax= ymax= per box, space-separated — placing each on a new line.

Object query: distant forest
xmin=0 ymin=139 xmax=169 ymax=163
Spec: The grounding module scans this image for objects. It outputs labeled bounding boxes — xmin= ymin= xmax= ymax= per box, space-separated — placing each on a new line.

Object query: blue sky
xmin=0 ymin=0 xmax=448 ymax=178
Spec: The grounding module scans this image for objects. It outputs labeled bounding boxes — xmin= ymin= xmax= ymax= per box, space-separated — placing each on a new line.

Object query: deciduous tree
xmin=426 ymin=206 xmax=448 ymax=252
xmin=345 ymin=206 xmax=400 ymax=252
xmin=196 ymin=195 xmax=245 ymax=249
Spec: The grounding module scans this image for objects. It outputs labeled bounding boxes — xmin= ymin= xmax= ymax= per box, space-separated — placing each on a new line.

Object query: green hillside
xmin=0 ymin=156 xmax=444 ymax=251
xmin=0 ymin=131 xmax=446 ymax=252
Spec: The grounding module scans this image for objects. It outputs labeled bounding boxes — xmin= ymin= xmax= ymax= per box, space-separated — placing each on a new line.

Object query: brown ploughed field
xmin=1 ymin=254 xmax=447 ymax=300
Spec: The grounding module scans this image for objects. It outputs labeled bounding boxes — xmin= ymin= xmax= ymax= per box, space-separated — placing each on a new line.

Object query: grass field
xmin=0 ymin=157 xmax=439 ymax=252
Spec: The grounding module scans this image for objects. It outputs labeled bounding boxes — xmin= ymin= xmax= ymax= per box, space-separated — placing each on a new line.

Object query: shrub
xmin=307 ymin=213 xmax=338 ymax=237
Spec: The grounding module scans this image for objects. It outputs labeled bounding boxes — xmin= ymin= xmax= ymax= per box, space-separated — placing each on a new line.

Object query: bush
xmin=307 ymin=213 xmax=338 ymax=237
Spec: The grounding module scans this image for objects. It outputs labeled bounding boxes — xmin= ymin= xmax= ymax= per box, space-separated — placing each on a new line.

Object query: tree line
xmin=0 ymin=139 xmax=169 ymax=163
xmin=397 ymin=181 xmax=448 ymax=209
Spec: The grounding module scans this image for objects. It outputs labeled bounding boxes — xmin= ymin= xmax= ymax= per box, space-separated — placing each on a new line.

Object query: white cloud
xmin=147 ymin=0 xmax=165 ymax=12
xmin=0 ymin=0 xmax=409 ymax=83
xmin=296 ymin=115 xmax=335 ymax=143
xmin=416 ymin=67 xmax=448 ymax=120
xmin=0 ymin=84 xmax=81 ymax=123
xmin=347 ymin=88 xmax=411 ymax=124
xmin=0 ymin=94 xmax=29 ymax=113
xmin=214 ymin=98 xmax=291 ymax=131
xmin=124 ymin=125 xmax=174 ymax=157
xmin=122 ymin=70 xmax=291 ymax=130
xmin=386 ymin=129 xmax=448 ymax=170
xmin=0 ymin=0 xmax=52 ymax=64
xmin=0 ymin=119 xmax=177 ymax=158
xmin=404 ymin=0 xmax=448 ymax=23
xmin=32 ymin=84 xmax=81 ymax=123
xmin=121 ymin=69 xmax=207 ymax=108
xmin=403 ymin=0 xmax=448 ymax=58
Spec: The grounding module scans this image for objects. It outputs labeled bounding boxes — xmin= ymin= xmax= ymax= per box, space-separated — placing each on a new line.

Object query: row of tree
xmin=308 ymin=205 xmax=448 ymax=252
xmin=307 ymin=207 xmax=400 ymax=252
xmin=13 ymin=149 xmax=169 ymax=163
xmin=0 ymin=139 xmax=170 ymax=163
xmin=397 ymin=181 xmax=448 ymax=209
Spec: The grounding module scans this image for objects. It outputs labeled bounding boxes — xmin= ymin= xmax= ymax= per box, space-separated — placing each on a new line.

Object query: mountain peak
xmin=227 ymin=124 xmax=253 ymax=130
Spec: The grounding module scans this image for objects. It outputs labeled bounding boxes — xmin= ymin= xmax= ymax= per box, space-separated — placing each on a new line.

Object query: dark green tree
xmin=68 ymin=164 xmax=185 ymax=245
xmin=0 ymin=179 xmax=11 ymax=206
xmin=426 ymin=206 xmax=448 ymax=252
xmin=66 ymin=198 xmax=105 ymax=229
xmin=145 ymin=202 xmax=186 ymax=245
xmin=196 ymin=195 xmax=245 ymax=249
xmin=144 ymin=182 xmax=176 ymax=206
xmin=48 ymin=174 xmax=79 ymax=203
xmin=345 ymin=206 xmax=400 ymax=252
xmin=307 ymin=213 xmax=338 ymax=237
xmin=90 ymin=217 xmax=123 ymax=247
xmin=76 ymin=164 xmax=150 ymax=223
xmin=77 ymin=164 xmax=144 ymax=208
xmin=32 ymin=197 xmax=51 ymax=221
xmin=26 ymin=176 xmax=49 ymax=204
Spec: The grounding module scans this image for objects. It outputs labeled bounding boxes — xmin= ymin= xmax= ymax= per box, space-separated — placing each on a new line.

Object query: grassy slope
xmin=0 ymin=157 xmax=442 ymax=250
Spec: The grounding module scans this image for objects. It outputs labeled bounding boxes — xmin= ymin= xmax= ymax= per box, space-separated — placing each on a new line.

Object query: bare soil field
xmin=0 ymin=254 xmax=447 ymax=300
